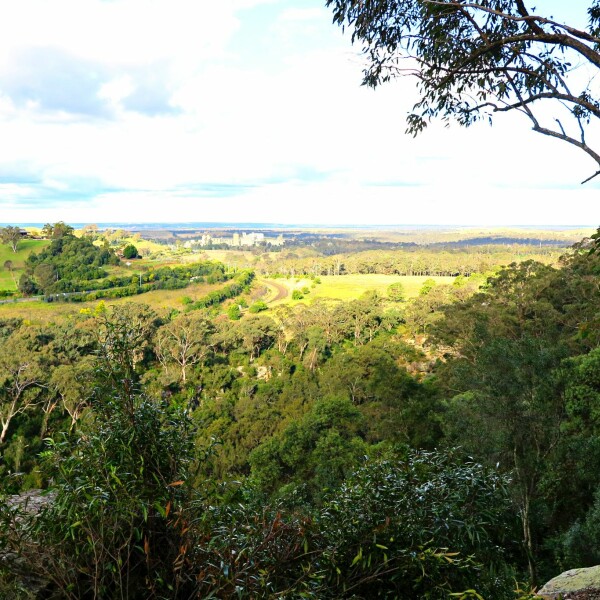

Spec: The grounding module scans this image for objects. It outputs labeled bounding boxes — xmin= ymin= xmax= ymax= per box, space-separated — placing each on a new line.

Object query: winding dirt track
xmin=264 ymin=280 xmax=288 ymax=303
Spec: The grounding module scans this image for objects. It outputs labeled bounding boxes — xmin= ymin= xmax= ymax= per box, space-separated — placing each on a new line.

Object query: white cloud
xmin=0 ymin=0 xmax=597 ymax=226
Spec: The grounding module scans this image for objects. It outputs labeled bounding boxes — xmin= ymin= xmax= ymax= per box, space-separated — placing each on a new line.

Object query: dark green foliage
xmin=249 ymin=397 xmax=368 ymax=500
xmin=25 ymin=234 xmax=119 ymax=294
xmin=558 ymin=485 xmax=600 ymax=567
xmin=549 ymin=348 xmax=600 ymax=567
xmin=314 ymin=450 xmax=517 ymax=599
xmin=17 ymin=273 xmax=38 ymax=296
xmin=192 ymin=450 xmax=517 ymax=599
xmin=192 ymin=500 xmax=316 ymax=598
xmin=26 ymin=394 xmax=196 ymax=599
xmin=433 ymin=251 xmax=600 ymax=581
xmin=0 ymin=309 xmax=197 ymax=599
xmin=122 ymin=243 xmax=139 ymax=259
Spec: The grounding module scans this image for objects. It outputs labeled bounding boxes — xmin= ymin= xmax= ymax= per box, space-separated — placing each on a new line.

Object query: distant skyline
xmin=0 ymin=1 xmax=598 ymax=226
xmin=0 ymin=222 xmax=596 ymax=232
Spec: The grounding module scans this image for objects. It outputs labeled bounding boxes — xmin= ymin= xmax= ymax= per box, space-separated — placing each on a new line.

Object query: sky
xmin=0 ymin=0 xmax=598 ymax=227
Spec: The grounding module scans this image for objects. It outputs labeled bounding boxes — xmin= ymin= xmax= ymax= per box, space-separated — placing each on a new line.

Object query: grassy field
xmin=0 ymin=270 xmax=18 ymax=290
xmin=0 ymin=240 xmax=50 ymax=290
xmin=0 ymin=280 xmax=226 ymax=323
xmin=263 ymin=274 xmax=456 ymax=305
xmin=0 ymin=239 xmax=50 ymax=268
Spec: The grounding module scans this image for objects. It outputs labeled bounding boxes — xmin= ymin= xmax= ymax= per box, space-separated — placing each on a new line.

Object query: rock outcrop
xmin=537 ymin=566 xmax=600 ymax=600
xmin=1 ymin=490 xmax=54 ymax=598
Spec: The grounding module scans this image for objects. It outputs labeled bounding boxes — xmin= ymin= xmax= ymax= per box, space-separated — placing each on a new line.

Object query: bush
xmin=228 ymin=304 xmax=242 ymax=320
xmin=314 ymin=449 xmax=518 ymax=599
xmin=192 ymin=450 xmax=519 ymax=599
xmin=557 ymin=485 xmax=600 ymax=567
xmin=0 ymin=332 xmax=199 ymax=599
xmin=122 ymin=244 xmax=139 ymax=259
xmin=249 ymin=300 xmax=268 ymax=313
xmin=387 ymin=281 xmax=405 ymax=302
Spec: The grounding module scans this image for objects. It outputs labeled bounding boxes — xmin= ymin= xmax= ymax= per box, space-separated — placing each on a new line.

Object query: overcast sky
xmin=0 ymin=0 xmax=598 ymax=226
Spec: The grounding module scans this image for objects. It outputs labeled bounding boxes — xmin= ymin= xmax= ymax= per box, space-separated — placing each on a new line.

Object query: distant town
xmin=181 ymin=231 xmax=285 ymax=249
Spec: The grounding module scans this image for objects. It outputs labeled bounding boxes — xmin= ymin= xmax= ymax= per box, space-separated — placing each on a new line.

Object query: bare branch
xmin=582 ymin=170 xmax=600 ymax=184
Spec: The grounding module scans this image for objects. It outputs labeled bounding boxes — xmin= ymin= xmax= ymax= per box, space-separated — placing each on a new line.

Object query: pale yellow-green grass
xmin=0 ymin=299 xmax=80 ymax=323
xmin=0 ymin=281 xmax=228 ymax=324
xmin=105 ymin=281 xmax=220 ymax=312
xmin=264 ymin=274 xmax=456 ymax=306
xmin=0 ymin=271 xmax=18 ymax=291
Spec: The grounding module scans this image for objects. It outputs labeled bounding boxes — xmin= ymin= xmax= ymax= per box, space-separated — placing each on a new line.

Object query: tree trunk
xmin=521 ymin=490 xmax=537 ymax=585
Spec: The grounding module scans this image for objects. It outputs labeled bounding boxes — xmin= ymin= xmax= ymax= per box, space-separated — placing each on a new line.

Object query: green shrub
xmin=122 ymin=244 xmax=138 ymax=259
xmin=249 ymin=300 xmax=268 ymax=313
xmin=0 ymin=322 xmax=199 ymax=599
xmin=314 ymin=449 xmax=518 ymax=599
xmin=228 ymin=304 xmax=242 ymax=320
xmin=387 ymin=281 xmax=405 ymax=302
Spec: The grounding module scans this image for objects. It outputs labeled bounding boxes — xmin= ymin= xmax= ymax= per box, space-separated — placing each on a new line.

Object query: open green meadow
xmin=263 ymin=274 xmax=456 ymax=305
xmin=0 ymin=270 xmax=18 ymax=290
xmin=0 ymin=280 xmax=226 ymax=323
xmin=0 ymin=239 xmax=50 ymax=290
xmin=0 ymin=239 xmax=50 ymax=268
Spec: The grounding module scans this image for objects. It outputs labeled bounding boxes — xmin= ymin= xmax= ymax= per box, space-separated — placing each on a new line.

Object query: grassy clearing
xmin=0 ymin=299 xmax=80 ymax=322
xmin=265 ymin=274 xmax=456 ymax=305
xmin=0 ymin=240 xmax=51 ymax=287
xmin=0 ymin=239 xmax=51 ymax=291
xmin=106 ymin=281 xmax=222 ymax=311
xmin=0 ymin=281 xmax=229 ymax=323
xmin=0 ymin=239 xmax=50 ymax=268
xmin=0 ymin=270 xmax=18 ymax=291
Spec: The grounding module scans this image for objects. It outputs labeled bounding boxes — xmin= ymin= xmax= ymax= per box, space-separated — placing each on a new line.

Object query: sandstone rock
xmin=1 ymin=490 xmax=54 ymax=598
xmin=537 ymin=565 xmax=600 ymax=600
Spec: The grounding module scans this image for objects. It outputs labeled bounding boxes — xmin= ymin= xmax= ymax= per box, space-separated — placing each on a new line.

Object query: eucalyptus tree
xmin=155 ymin=313 xmax=215 ymax=384
xmin=0 ymin=330 xmax=46 ymax=444
xmin=328 ymin=0 xmax=600 ymax=182
xmin=0 ymin=226 xmax=22 ymax=253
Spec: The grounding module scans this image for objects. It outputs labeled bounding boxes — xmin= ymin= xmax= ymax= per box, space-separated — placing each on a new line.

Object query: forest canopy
xmin=2 ymin=230 xmax=600 ymax=597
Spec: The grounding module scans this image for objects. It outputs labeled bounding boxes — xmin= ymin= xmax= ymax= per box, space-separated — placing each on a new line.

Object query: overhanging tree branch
xmin=327 ymin=0 xmax=600 ymax=183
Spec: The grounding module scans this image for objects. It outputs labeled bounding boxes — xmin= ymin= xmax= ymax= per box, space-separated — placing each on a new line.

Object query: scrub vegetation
xmin=1 ymin=224 xmax=600 ymax=598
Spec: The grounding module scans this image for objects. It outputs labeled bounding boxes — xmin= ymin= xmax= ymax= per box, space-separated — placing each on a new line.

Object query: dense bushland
xmin=1 ymin=232 xmax=600 ymax=597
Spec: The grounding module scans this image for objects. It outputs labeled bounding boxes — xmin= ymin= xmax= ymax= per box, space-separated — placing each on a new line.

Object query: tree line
xmin=244 ymin=245 xmax=563 ymax=278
